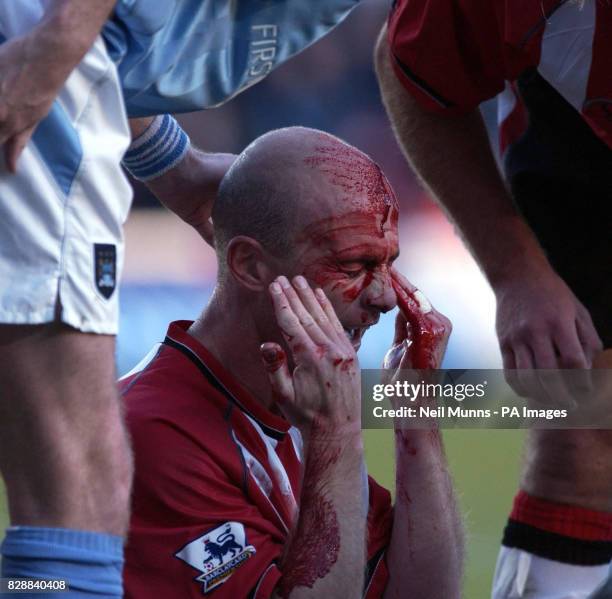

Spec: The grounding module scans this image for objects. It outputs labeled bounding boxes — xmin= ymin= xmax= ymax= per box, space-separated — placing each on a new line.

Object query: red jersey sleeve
xmin=124 ymin=417 xmax=283 ymax=599
xmin=387 ymin=0 xmax=508 ymax=113
xmin=364 ymin=476 xmax=393 ymax=598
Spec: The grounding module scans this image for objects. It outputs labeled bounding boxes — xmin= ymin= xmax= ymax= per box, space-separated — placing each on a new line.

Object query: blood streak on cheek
xmin=341 ymin=271 xmax=374 ymax=303
xmin=302 ymin=262 xmax=346 ymax=291
xmin=301 ymin=254 xmax=372 ymax=305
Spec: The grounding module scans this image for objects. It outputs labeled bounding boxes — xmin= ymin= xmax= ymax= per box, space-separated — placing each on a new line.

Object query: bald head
xmin=212 ymin=127 xmax=397 ymax=268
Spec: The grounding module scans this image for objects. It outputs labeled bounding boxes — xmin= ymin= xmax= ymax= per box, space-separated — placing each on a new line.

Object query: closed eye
xmin=340 ymin=262 xmax=365 ymax=277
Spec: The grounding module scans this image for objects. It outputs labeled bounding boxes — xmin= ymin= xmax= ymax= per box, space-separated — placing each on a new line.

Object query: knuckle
xmin=513 ymin=323 xmax=537 ymax=342
xmin=278 ymin=313 xmax=299 ymax=329
xmin=301 ymin=315 xmax=316 ymax=328
xmin=315 ymin=314 xmax=330 ymax=327
xmin=560 ymin=355 xmax=584 ymax=369
xmin=327 ymin=349 xmax=345 ymax=362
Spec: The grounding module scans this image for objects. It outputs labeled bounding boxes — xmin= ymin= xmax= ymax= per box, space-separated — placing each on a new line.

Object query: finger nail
xmin=293 ymin=275 xmax=308 ymax=289
xmin=315 ymin=288 xmax=326 ymax=301
xmin=277 ymin=276 xmax=290 ymax=289
xmin=413 ymin=289 xmax=433 ymax=314
xmin=270 ymin=282 xmax=282 ymax=294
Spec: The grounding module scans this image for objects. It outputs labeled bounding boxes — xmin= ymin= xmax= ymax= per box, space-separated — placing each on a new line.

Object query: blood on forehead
xmin=303 ymin=138 xmax=399 ymax=234
xmin=296 ymin=213 xmax=398 ymax=247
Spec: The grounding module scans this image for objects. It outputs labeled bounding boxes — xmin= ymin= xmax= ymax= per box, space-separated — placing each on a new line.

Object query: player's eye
xmin=340 ymin=262 xmax=365 ymax=277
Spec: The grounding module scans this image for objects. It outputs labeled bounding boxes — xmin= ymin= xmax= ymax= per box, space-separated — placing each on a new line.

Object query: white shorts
xmin=493 ymin=547 xmax=612 ymax=599
xmin=0 ymin=2 xmax=132 ymax=335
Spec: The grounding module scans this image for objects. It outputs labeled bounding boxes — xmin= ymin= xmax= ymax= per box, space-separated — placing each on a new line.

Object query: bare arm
xmin=0 ymin=0 xmax=116 ymax=170
xmin=374 ymin=25 xmax=545 ymax=289
xmin=375 ymin=25 xmax=602 ymax=384
xmin=127 ymin=116 xmax=236 ymax=245
xmin=273 ymin=429 xmax=365 ymax=599
xmin=385 ymin=428 xmax=462 ymax=599
xmin=382 ymin=271 xmax=463 ymax=598
xmin=261 ymin=276 xmax=366 ymax=599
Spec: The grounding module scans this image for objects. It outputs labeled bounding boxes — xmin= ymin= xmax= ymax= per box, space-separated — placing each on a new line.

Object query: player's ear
xmin=226 ymin=236 xmax=275 ymax=291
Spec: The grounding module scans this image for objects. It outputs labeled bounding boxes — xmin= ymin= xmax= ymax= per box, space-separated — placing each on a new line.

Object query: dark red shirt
xmin=121 ymin=321 xmax=392 ymax=598
xmin=388 ymin=0 xmax=612 ymax=152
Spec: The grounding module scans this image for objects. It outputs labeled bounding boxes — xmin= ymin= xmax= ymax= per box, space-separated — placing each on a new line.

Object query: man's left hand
xmin=144 ymin=148 xmax=236 ymax=246
xmin=383 ymin=269 xmax=452 ymax=375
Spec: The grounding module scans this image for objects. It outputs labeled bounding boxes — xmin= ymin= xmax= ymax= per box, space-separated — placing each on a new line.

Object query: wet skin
xmin=294 ymin=210 xmax=399 ymax=351
xmin=275 ymin=138 xmax=401 ymax=352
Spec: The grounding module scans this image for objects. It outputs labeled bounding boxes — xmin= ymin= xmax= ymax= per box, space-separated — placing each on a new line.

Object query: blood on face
xmin=295 ymin=212 xmax=399 ymax=312
xmin=303 ymin=138 xmax=399 ymax=235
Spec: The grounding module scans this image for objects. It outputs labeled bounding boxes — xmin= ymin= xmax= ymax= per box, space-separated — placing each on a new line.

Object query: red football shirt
xmin=388 ymin=0 xmax=612 ymax=152
xmin=121 ymin=321 xmax=393 ymax=598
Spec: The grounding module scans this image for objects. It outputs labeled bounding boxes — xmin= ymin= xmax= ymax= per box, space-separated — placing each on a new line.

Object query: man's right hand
xmin=260 ymin=275 xmax=361 ymax=438
xmin=262 ymin=275 xmax=366 ymax=599
xmin=0 ymin=0 xmax=116 ymax=172
xmin=0 ymin=34 xmax=68 ymax=172
xmin=495 ymin=263 xmax=603 ymax=399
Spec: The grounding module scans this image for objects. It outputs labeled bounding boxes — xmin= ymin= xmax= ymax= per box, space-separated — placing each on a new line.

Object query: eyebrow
xmin=333 ymin=246 xmax=400 ymax=263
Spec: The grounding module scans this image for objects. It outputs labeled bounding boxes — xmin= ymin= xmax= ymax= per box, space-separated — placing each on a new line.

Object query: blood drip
xmin=303 ymin=140 xmax=399 ymax=238
xmin=261 ymin=345 xmax=286 ymax=373
xmin=341 ymin=271 xmax=374 ymax=303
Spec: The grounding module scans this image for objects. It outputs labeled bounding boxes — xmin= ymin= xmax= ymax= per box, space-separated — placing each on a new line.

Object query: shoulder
xmin=120 ymin=342 xmax=237 ymax=477
xmin=387 ymin=0 xmax=536 ymax=111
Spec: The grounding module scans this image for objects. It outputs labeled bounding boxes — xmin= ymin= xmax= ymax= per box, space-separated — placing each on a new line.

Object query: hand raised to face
xmin=260 ymin=275 xmax=361 ymax=438
xmin=383 ymin=269 xmax=452 ymax=373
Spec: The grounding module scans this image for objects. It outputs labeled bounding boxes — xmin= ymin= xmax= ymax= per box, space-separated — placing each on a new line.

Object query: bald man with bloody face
xmin=121 ymin=127 xmax=463 ymax=599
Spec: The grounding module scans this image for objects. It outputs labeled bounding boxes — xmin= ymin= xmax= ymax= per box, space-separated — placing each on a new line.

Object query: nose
xmin=362 ymin=269 xmax=397 ymax=314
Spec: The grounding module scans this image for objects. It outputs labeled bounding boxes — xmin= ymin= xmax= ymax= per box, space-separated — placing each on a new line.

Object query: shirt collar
xmin=165 ymin=320 xmax=290 ymax=438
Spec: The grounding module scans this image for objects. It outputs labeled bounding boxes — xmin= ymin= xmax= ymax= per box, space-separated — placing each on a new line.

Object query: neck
xmin=188 ymin=288 xmax=277 ymax=411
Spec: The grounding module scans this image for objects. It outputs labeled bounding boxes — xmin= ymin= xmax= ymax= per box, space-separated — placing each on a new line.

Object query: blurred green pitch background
xmin=0 ymin=429 xmax=523 ymax=597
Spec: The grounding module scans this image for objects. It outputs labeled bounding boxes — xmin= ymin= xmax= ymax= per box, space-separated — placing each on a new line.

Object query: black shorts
xmin=505 ymin=70 xmax=612 ymax=348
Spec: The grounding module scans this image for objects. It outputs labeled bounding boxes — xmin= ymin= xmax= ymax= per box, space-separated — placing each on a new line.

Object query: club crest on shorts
xmin=94 ymin=244 xmax=116 ymax=299
xmin=175 ymin=522 xmax=256 ymax=593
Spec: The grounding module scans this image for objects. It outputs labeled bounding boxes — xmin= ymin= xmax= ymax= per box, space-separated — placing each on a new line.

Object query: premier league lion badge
xmin=175 ymin=522 xmax=256 ymax=593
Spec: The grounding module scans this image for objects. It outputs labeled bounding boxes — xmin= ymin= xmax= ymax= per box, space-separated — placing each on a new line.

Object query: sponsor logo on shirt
xmin=248 ymin=24 xmax=278 ymax=79
xmin=175 ymin=522 xmax=256 ymax=593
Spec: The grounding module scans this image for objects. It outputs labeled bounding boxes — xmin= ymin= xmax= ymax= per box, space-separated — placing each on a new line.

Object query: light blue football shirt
xmin=103 ymin=0 xmax=360 ymax=117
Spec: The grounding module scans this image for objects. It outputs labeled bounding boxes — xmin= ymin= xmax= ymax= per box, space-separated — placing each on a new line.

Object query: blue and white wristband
xmin=122 ymin=114 xmax=190 ymax=181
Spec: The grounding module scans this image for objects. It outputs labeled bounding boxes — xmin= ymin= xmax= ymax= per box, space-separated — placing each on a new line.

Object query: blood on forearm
xmin=384 ymin=428 xmax=463 ymax=599
xmin=276 ymin=430 xmax=365 ymax=598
